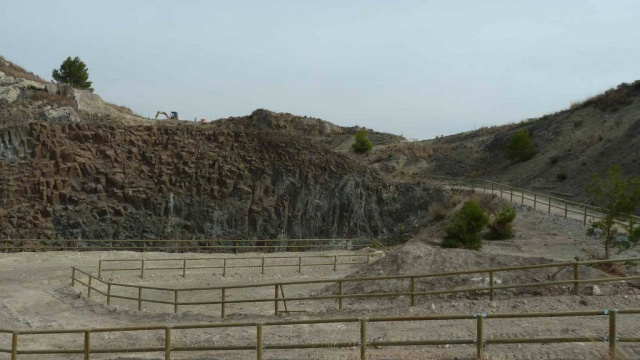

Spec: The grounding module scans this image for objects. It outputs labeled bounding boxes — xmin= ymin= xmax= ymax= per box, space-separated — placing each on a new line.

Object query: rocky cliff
xmin=0 ymin=121 xmax=438 ymax=241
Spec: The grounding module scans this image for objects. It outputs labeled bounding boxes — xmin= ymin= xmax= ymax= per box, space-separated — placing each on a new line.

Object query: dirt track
xmin=2 ymin=203 xmax=640 ymax=359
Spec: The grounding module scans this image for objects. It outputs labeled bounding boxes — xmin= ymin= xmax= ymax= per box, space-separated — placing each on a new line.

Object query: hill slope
xmin=368 ymin=81 xmax=640 ymax=200
xmin=0 ymin=57 xmax=439 ymax=241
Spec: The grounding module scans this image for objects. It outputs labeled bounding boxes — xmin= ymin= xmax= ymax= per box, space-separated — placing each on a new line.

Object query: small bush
xmin=486 ymin=205 xmax=516 ymax=240
xmin=429 ymin=203 xmax=450 ymax=221
xmin=505 ymin=130 xmax=536 ymax=162
xmin=352 ymin=129 xmax=374 ymax=153
xmin=557 ymin=172 xmax=568 ymax=181
xmin=442 ymin=201 xmax=489 ymax=250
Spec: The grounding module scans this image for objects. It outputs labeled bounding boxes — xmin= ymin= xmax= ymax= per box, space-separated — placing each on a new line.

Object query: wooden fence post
xmin=366 ymin=254 xmax=370 ymax=265
xmin=138 ymin=287 xmax=142 ymax=311
xmin=410 ymin=277 xmax=416 ymax=306
xmin=140 ymin=259 xmax=145 ymax=279
xmin=521 ymin=191 xmax=524 ymax=205
xmin=11 ymin=332 xmax=17 ymax=360
xmin=583 ymin=207 xmax=587 ymax=226
xmin=182 ymin=259 xmax=187 ymax=278
xmin=98 ymin=260 xmax=102 ymax=279
xmin=223 ymin=258 xmax=227 ymax=277
xmin=84 ymin=330 xmax=90 ymax=360
xmin=533 ymin=194 xmax=537 ymax=209
xmin=165 ymin=327 xmax=171 ymax=360
xmin=548 ymin=197 xmax=551 ymax=214
xmin=274 ymin=284 xmax=280 ymax=316
xmin=360 ymin=318 xmax=368 ymax=360
xmin=609 ymin=310 xmax=617 ymax=359
xmin=107 ymin=283 xmax=111 ymax=305
xmin=72 ymin=267 xmax=76 ymax=287
xmin=489 ymin=271 xmax=495 ymax=301
xmin=87 ymin=276 xmax=92 ymax=298
xmin=261 ymin=257 xmax=266 ymax=275
xmin=573 ymin=263 xmax=579 ymax=295
xmin=221 ymin=288 xmax=226 ymax=318
xmin=174 ymin=290 xmax=179 ymax=313
xmin=298 ymin=256 xmax=302 ymax=274
xmin=564 ymin=203 xmax=568 ymax=219
xmin=476 ymin=315 xmax=484 ymax=360
xmin=333 ymin=255 xmax=337 ymax=271
xmin=257 ymin=323 xmax=263 ymax=360
xmin=510 ymin=189 xmax=513 ymax=202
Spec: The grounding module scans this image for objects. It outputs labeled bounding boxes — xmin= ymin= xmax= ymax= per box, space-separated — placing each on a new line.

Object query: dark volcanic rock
xmin=0 ymin=122 xmax=440 ymax=242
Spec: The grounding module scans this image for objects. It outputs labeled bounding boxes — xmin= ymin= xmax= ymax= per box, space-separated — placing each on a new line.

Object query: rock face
xmin=0 ymin=121 xmax=440 ymax=241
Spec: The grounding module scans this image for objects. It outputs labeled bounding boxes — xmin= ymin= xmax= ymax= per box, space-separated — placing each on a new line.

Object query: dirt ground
xmin=2 ymin=203 xmax=640 ymax=359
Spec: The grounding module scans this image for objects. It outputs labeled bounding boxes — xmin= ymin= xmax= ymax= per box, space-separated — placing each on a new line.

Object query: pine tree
xmin=52 ymin=56 xmax=93 ymax=91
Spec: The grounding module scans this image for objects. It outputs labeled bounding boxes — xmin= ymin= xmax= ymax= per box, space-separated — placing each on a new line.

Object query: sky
xmin=1 ymin=1 xmax=639 ymax=140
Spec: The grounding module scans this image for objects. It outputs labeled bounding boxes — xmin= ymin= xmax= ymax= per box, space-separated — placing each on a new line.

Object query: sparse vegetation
xmin=505 ymin=129 xmax=536 ymax=162
xmin=52 ymin=56 xmax=93 ymax=91
xmin=29 ymin=91 xmax=75 ymax=108
xmin=556 ymin=172 xmax=568 ymax=181
xmin=106 ymin=102 xmax=138 ymax=116
xmin=573 ymin=80 xmax=640 ymax=112
xmin=585 ymin=166 xmax=640 ymax=259
xmin=352 ymin=128 xmax=374 ymax=153
xmin=442 ymin=201 xmax=489 ymax=250
xmin=485 ymin=205 xmax=516 ymax=240
xmin=0 ymin=56 xmax=46 ymax=83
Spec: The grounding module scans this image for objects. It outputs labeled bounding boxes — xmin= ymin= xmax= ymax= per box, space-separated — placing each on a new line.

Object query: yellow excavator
xmin=155 ymin=111 xmax=179 ymax=120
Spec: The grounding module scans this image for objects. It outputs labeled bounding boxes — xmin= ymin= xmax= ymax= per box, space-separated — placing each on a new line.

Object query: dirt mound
xmin=333 ymin=241 xmax=617 ymax=299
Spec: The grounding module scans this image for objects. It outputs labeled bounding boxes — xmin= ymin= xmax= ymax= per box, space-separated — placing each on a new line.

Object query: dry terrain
xmin=2 ymin=200 xmax=640 ymax=359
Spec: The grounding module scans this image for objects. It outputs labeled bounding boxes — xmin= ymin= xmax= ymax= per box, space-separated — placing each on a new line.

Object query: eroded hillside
xmin=0 ymin=57 xmax=439 ymax=241
xmin=368 ymin=81 xmax=640 ymax=200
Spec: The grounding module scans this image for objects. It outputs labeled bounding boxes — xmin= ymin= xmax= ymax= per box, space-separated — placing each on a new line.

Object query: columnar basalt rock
xmin=0 ymin=122 xmax=440 ymax=242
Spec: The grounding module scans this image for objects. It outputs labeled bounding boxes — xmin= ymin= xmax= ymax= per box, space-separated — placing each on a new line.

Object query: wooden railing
xmin=96 ymin=253 xmax=381 ymax=278
xmin=1 ymin=309 xmax=637 ymax=359
xmin=429 ymin=176 xmax=639 ymax=230
xmin=72 ymin=256 xmax=640 ymax=318
xmin=0 ymin=238 xmax=371 ymax=253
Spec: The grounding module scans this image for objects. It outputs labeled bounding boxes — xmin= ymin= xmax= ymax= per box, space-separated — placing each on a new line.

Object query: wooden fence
xmin=428 ymin=176 xmax=639 ymax=231
xmin=0 ymin=309 xmax=637 ymax=359
xmin=97 ymin=253 xmax=381 ymax=278
xmin=72 ymin=256 xmax=640 ymax=318
xmin=0 ymin=238 xmax=371 ymax=253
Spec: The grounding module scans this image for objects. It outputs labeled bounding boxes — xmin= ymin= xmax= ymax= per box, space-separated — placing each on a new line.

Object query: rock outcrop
xmin=0 ymin=121 xmax=439 ymax=241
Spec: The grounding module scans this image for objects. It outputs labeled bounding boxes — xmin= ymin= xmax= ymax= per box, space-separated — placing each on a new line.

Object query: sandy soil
xmin=2 ymin=204 xmax=640 ymax=359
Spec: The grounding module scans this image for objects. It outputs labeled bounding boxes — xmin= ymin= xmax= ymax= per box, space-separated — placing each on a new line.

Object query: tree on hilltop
xmin=52 ymin=56 xmax=93 ymax=91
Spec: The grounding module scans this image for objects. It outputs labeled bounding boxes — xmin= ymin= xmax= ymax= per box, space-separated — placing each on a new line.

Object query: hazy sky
xmin=2 ymin=1 xmax=639 ymax=139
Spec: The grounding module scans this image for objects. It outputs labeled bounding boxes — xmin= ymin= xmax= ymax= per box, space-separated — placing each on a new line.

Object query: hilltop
xmin=367 ymin=81 xmax=640 ymax=200
xmin=0 ymin=56 xmax=438 ymax=241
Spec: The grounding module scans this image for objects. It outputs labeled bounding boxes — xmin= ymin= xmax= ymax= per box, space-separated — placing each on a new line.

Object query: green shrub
xmin=442 ymin=201 xmax=489 ymax=250
xmin=486 ymin=205 xmax=516 ymax=240
xmin=352 ymin=129 xmax=374 ymax=153
xmin=505 ymin=130 xmax=536 ymax=162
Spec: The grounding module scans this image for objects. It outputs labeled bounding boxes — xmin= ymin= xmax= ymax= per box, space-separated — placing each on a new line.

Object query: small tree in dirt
xmin=442 ymin=201 xmax=489 ymax=250
xmin=585 ymin=166 xmax=640 ymax=259
xmin=352 ymin=129 xmax=374 ymax=153
xmin=52 ymin=56 xmax=93 ymax=91
xmin=486 ymin=205 xmax=517 ymax=240
xmin=505 ymin=129 xmax=536 ymax=162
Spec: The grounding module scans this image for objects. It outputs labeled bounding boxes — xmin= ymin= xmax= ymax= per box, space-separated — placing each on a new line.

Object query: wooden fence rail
xmin=0 ymin=238 xmax=371 ymax=253
xmin=72 ymin=256 xmax=640 ymax=318
xmin=428 ymin=176 xmax=639 ymax=231
xmin=1 ymin=309 xmax=637 ymax=359
xmin=97 ymin=253 xmax=381 ymax=278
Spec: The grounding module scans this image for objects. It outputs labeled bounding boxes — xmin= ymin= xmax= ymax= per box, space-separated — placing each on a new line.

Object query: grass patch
xmin=0 ymin=56 xmax=46 ymax=83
